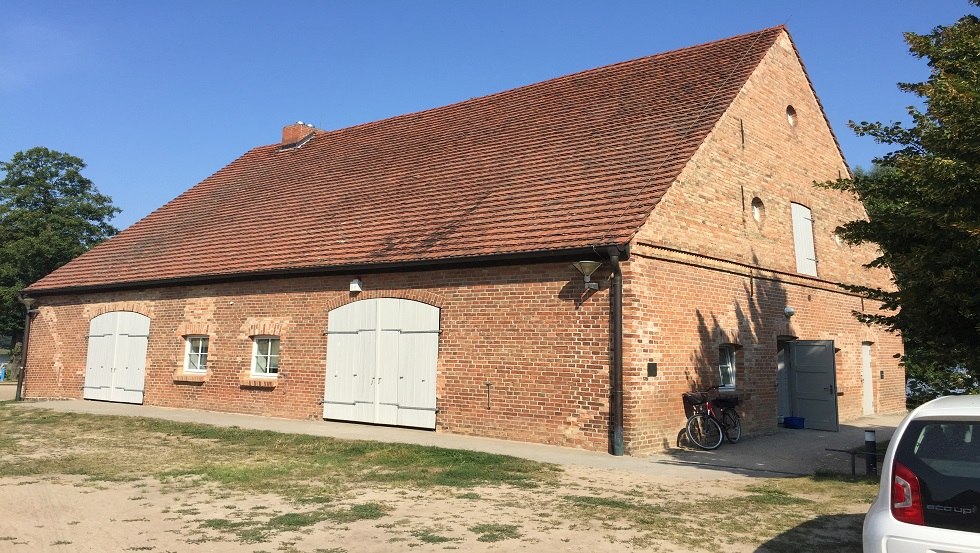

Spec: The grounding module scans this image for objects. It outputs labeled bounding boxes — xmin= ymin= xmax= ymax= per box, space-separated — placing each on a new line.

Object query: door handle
xmin=824 ymin=385 xmax=834 ymax=393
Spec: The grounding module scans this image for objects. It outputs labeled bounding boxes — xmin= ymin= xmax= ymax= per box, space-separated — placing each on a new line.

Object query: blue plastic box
xmin=784 ymin=416 xmax=805 ymax=429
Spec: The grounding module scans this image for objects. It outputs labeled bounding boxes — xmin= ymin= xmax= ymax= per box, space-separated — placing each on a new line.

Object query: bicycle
xmin=682 ymin=385 xmax=742 ymax=450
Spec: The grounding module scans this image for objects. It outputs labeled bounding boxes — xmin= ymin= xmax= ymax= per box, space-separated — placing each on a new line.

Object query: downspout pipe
xmin=15 ymin=296 xmax=36 ymax=402
xmin=607 ymin=246 xmax=626 ymax=456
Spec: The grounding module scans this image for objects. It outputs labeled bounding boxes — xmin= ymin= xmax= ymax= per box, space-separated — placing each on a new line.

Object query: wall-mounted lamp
xmin=572 ymin=260 xmax=602 ymax=290
xmin=783 ymin=307 xmax=796 ymax=318
xmin=349 ymin=278 xmax=363 ymax=293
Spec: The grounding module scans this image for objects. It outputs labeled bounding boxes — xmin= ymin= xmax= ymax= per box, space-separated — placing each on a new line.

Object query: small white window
xmin=184 ymin=336 xmax=209 ymax=373
xmin=791 ymin=203 xmax=817 ymax=276
xmin=751 ymin=197 xmax=765 ymax=225
xmin=719 ymin=345 xmax=737 ymax=390
xmin=251 ymin=336 xmax=280 ymax=377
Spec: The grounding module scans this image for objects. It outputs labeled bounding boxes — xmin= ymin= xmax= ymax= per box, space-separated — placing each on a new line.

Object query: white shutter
xmin=83 ymin=312 xmax=116 ymax=400
xmin=376 ymin=299 xmax=401 ymax=425
xmin=112 ymin=312 xmax=150 ymax=403
xmin=395 ymin=300 xmax=439 ymax=429
xmin=791 ymin=203 xmax=817 ymax=276
xmin=324 ymin=300 xmax=377 ymax=423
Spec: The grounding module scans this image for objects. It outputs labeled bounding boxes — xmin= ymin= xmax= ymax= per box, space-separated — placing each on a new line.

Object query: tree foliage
xmin=0 ymin=147 xmax=120 ymax=340
xmin=822 ymin=5 xmax=980 ymax=398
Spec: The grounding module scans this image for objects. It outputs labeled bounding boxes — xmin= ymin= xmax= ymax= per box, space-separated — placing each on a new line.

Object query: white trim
xmin=250 ymin=335 xmax=280 ymax=378
xmin=791 ymin=202 xmax=818 ymax=276
xmin=183 ymin=335 xmax=209 ymax=374
xmin=718 ymin=344 xmax=737 ymax=390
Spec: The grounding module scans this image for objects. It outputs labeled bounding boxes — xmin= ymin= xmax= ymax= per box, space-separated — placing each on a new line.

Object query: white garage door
xmin=83 ymin=311 xmax=150 ymax=404
xmin=324 ymin=298 xmax=439 ymax=429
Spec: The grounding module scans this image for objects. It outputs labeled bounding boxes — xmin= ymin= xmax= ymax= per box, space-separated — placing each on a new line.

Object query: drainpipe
xmin=607 ymin=246 xmax=625 ymax=456
xmin=15 ymin=295 xmax=36 ymax=402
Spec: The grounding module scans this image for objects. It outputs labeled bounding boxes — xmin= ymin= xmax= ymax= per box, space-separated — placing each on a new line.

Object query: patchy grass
xmin=560 ymin=475 xmax=878 ymax=553
xmin=196 ymin=502 xmax=389 ymax=544
xmin=0 ymin=404 xmax=881 ymax=552
xmin=469 ymin=523 xmax=522 ymax=542
xmin=0 ymin=404 xmax=555 ymax=547
xmin=0 ymin=404 xmax=558 ymax=500
xmin=410 ymin=527 xmax=459 ymax=544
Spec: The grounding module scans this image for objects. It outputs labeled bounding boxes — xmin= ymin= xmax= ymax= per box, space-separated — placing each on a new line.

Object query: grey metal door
xmin=788 ymin=340 xmax=839 ymax=431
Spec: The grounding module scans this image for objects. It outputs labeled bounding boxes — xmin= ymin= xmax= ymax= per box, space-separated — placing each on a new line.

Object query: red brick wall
xmin=21 ymin=31 xmax=906 ymax=456
xmin=24 ymin=263 xmax=615 ymax=451
xmin=622 ymin=31 xmax=906 ymax=453
xmin=621 ymin=251 xmax=906 ymax=453
xmin=638 ymin=32 xmax=893 ymax=292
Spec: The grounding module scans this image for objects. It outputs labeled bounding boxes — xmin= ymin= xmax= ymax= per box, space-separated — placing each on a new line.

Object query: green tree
xmin=823 ymin=4 xmax=980 ymax=401
xmin=0 ymin=147 xmax=120 ymax=345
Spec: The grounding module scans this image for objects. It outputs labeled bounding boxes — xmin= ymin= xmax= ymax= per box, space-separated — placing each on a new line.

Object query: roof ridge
xmin=265 ymin=26 xmax=787 ymax=147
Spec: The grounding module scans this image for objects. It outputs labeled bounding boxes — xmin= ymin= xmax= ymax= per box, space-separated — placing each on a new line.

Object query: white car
xmin=864 ymin=395 xmax=980 ymax=552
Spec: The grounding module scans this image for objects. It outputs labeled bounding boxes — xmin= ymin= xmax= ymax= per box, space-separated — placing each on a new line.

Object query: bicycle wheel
xmin=722 ymin=409 xmax=741 ymax=444
xmin=686 ymin=414 xmax=723 ymax=450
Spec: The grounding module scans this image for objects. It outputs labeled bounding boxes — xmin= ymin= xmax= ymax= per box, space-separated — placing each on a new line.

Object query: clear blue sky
xmin=2 ymin=1 xmax=974 ymax=229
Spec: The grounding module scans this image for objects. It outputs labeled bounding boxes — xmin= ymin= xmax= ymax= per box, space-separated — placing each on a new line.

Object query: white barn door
xmin=83 ymin=311 xmax=150 ymax=404
xmin=324 ymin=299 xmax=439 ymax=429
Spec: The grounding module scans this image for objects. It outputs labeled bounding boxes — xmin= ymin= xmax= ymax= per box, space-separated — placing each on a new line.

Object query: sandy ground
xmin=0 ymin=468 xmax=759 ymax=553
xmin=0 ymin=401 xmax=887 ymax=551
xmin=0 ymin=385 xmax=15 ymax=402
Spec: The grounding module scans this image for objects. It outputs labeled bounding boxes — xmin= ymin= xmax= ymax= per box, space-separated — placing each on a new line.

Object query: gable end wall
xmin=622 ymin=32 xmax=906 ymax=452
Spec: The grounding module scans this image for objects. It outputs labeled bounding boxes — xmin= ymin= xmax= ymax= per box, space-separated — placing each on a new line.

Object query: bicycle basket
xmin=712 ymin=396 xmax=740 ymax=409
xmin=682 ymin=392 xmax=708 ymax=406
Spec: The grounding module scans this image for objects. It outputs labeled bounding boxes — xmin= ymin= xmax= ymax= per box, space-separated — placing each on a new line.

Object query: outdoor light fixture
xmin=349 ymin=278 xmax=363 ymax=293
xmin=783 ymin=307 xmax=796 ymax=318
xmin=572 ymin=260 xmax=602 ymax=290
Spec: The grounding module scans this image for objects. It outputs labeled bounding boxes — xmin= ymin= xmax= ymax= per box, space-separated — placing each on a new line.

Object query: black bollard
xmin=865 ymin=429 xmax=877 ymax=477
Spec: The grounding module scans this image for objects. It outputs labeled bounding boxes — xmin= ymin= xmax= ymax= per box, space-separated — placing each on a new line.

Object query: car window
xmin=897 ymin=420 xmax=980 ymax=532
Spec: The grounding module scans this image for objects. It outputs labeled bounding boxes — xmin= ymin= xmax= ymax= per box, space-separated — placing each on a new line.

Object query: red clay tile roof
xmin=29 ymin=27 xmax=786 ymax=293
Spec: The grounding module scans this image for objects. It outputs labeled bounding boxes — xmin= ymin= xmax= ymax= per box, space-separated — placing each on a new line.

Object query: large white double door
xmin=323 ymin=298 xmax=439 ymax=429
xmin=83 ymin=311 xmax=150 ymax=404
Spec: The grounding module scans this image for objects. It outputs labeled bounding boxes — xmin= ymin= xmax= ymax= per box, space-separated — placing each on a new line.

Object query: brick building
xmin=21 ymin=27 xmax=905 ymax=455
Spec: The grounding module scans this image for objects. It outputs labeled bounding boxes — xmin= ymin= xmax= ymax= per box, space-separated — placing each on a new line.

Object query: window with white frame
xmin=719 ymin=345 xmax=737 ymax=390
xmin=790 ymin=202 xmax=817 ymax=276
xmin=184 ymin=336 xmax=209 ymax=373
xmin=251 ymin=336 xmax=280 ymax=377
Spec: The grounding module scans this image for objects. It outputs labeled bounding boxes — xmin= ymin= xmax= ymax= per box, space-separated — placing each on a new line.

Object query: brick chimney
xmin=282 ymin=121 xmax=314 ymax=146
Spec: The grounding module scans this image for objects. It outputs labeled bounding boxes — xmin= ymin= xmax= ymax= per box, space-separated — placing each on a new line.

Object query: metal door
xmin=83 ymin=311 xmax=149 ymax=404
xmin=324 ymin=298 xmax=439 ymax=429
xmin=788 ymin=340 xmax=839 ymax=431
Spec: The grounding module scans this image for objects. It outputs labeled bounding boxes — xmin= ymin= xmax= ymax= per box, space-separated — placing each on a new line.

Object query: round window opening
xmin=751 ymin=197 xmax=765 ymax=224
xmin=786 ymin=105 xmax=797 ymax=127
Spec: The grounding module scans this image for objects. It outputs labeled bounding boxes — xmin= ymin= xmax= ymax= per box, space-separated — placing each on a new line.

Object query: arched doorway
xmin=83 ymin=311 xmax=150 ymax=404
xmin=323 ymin=298 xmax=440 ymax=429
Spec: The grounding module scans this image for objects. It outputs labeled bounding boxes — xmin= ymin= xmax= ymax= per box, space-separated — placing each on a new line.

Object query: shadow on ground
xmin=655 ymin=413 xmax=904 ymax=477
xmin=756 ymin=513 xmax=865 ymax=552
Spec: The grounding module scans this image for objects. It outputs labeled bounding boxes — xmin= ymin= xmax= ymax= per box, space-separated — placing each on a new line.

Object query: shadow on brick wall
xmin=681 ymin=253 xmax=790 ymax=427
